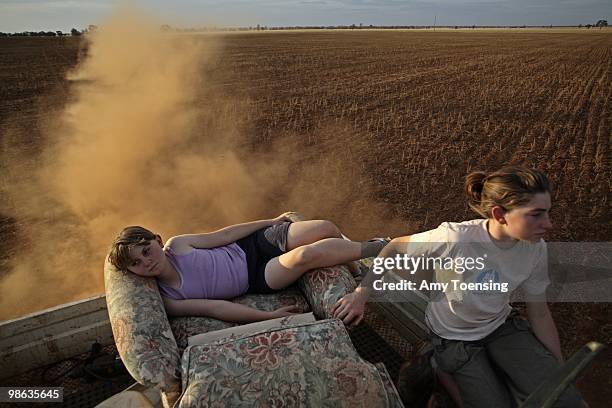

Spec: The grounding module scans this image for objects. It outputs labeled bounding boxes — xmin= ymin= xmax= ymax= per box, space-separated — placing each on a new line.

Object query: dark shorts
xmin=236 ymin=222 xmax=291 ymax=294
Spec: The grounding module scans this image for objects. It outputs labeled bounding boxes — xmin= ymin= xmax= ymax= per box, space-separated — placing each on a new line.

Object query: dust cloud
xmin=0 ymin=10 xmax=269 ymax=319
xmin=0 ymin=10 xmax=400 ymax=320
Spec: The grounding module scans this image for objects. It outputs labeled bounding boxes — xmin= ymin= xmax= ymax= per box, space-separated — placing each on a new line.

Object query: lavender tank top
xmin=157 ymin=243 xmax=249 ymax=300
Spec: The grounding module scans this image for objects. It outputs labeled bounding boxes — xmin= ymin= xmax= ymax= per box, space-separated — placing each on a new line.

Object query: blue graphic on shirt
xmin=464 ymin=268 xmax=502 ymax=295
xmin=475 ymin=269 xmax=500 ymax=284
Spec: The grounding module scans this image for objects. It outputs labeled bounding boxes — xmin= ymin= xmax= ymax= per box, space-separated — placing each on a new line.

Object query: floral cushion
xmin=170 ymin=287 xmax=311 ymax=350
xmin=104 ymin=259 xmax=181 ymax=395
xmin=298 ymin=264 xmax=357 ymax=319
xmin=178 ymin=319 xmax=402 ymax=407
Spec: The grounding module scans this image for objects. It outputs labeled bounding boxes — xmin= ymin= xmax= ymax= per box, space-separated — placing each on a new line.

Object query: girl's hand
xmin=332 ymin=292 xmax=367 ymax=326
xmin=272 ymin=212 xmax=298 ymax=224
xmin=269 ymin=305 xmax=302 ymax=318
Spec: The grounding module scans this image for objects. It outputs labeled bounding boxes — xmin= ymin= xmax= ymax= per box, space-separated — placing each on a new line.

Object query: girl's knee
xmin=293 ymin=245 xmax=325 ymax=268
xmin=318 ymin=220 xmax=341 ymax=238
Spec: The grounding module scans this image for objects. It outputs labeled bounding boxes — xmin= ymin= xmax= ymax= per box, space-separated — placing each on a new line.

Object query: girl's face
xmin=502 ymin=192 xmax=553 ymax=242
xmin=127 ymin=236 xmax=166 ymax=277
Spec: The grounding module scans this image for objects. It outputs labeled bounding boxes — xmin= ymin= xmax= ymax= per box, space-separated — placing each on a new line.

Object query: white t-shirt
xmin=406 ymin=219 xmax=549 ymax=341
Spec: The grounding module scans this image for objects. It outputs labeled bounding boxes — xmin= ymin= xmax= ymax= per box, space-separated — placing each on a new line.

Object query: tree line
xmin=0 ymin=20 xmax=607 ymax=37
xmin=0 ymin=27 xmax=94 ymax=37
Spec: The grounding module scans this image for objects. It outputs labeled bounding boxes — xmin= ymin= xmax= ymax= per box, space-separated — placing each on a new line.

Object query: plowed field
xmin=1 ymin=31 xmax=610 ymax=405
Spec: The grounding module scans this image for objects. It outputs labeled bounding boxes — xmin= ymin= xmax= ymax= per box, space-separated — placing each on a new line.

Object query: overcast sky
xmin=0 ymin=0 xmax=610 ymax=32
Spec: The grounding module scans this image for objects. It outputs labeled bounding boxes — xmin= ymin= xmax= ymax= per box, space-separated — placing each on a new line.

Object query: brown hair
xmin=465 ymin=166 xmax=550 ymax=218
xmin=107 ymin=226 xmax=157 ymax=271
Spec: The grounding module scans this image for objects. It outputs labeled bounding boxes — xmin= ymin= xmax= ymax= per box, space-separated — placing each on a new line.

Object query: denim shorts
xmin=236 ymin=222 xmax=291 ymax=294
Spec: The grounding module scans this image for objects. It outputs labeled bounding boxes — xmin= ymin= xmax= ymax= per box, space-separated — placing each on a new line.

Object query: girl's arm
xmin=162 ymin=297 xmax=301 ymax=322
xmin=333 ymin=236 xmax=413 ymax=326
xmin=166 ymin=212 xmax=296 ymax=253
xmin=333 ymin=228 xmax=446 ymax=326
xmin=526 ymin=298 xmax=564 ymax=362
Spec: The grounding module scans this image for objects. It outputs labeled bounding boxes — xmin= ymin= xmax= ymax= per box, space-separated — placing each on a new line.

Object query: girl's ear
xmin=491 ymin=206 xmax=507 ymax=225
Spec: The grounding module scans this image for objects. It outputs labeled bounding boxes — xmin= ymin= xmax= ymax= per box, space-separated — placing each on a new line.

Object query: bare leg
xmin=284 ymin=220 xmax=383 ymax=276
xmin=285 ymin=220 xmax=342 ymax=250
xmin=286 ymin=219 xmax=364 ymax=276
xmin=265 ymin=238 xmax=364 ymax=290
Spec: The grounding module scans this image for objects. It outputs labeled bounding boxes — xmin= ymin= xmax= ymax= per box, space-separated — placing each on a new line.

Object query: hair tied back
xmin=465 ymin=171 xmax=487 ymax=205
